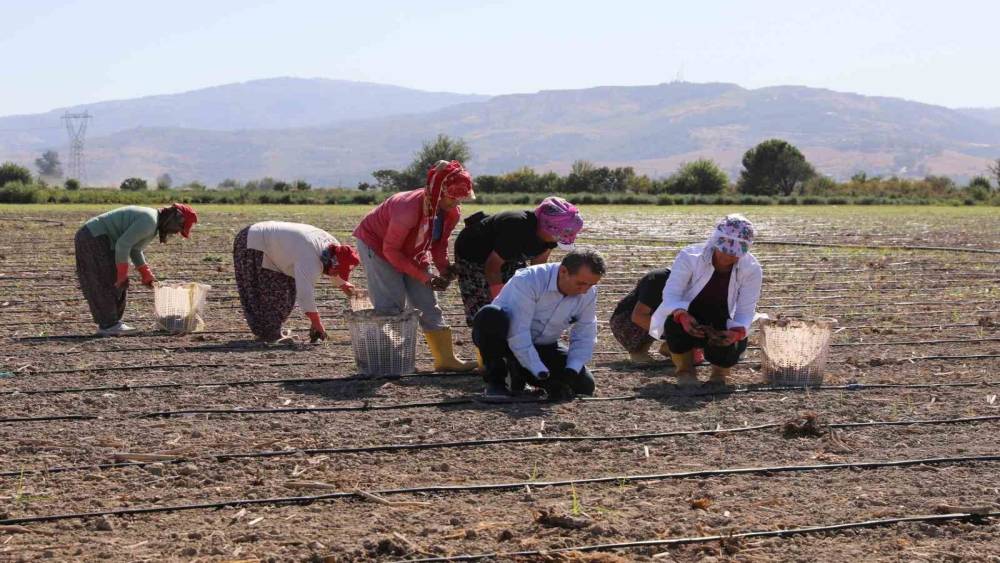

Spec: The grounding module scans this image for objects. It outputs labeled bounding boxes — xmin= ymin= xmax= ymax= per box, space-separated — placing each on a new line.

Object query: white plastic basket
xmin=347 ymin=307 xmax=418 ymax=377
xmin=759 ymin=317 xmax=837 ymax=387
xmin=153 ymin=282 xmax=211 ymax=334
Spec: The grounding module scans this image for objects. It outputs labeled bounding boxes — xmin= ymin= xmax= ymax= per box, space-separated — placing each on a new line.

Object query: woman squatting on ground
xmin=453 ymin=197 xmax=583 ymax=363
xmin=352 ymin=160 xmax=477 ymax=372
xmin=233 ymin=221 xmax=360 ymax=343
xmin=74 ymin=204 xmax=198 ymax=336
xmin=649 ymin=214 xmax=762 ymax=386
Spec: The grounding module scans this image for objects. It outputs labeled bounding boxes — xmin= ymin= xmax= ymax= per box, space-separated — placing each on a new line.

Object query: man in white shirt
xmin=472 ymin=249 xmax=605 ymax=402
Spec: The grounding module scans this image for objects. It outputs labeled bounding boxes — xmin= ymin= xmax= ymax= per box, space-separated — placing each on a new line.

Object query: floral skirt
xmin=609 ymin=308 xmax=654 ymax=352
xmin=455 ymin=258 xmax=525 ymax=327
xmin=233 ymin=226 xmax=297 ymax=341
xmin=74 ymin=227 xmax=127 ymax=329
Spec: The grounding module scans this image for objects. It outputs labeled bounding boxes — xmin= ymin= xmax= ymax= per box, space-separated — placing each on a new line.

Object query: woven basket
xmin=153 ymin=282 xmax=211 ymax=334
xmin=759 ymin=317 xmax=837 ymax=387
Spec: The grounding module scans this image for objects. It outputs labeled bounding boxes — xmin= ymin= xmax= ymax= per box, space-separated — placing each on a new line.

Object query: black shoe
xmin=546 ymin=383 xmax=576 ymax=402
xmin=482 ymin=382 xmax=513 ymax=403
xmin=508 ymin=364 xmax=527 ymax=396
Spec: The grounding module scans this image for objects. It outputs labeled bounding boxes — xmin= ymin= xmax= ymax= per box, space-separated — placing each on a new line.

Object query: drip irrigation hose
xmin=3 ymin=376 xmax=1000 ymax=424
xmin=397 ymin=511 xmax=1000 ymax=562
xmin=1 ymin=455 xmax=997 ymax=526
xmin=5 ymin=414 xmax=997 ymax=479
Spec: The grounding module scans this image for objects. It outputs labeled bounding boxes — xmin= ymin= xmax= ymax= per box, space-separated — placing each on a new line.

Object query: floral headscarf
xmin=321 ymin=243 xmax=360 ymax=281
xmin=417 ymin=160 xmax=475 ymax=250
xmin=709 ymin=214 xmax=755 ymax=257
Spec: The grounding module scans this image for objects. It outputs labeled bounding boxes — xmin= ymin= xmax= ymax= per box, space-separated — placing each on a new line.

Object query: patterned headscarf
xmin=535 ymin=196 xmax=584 ymax=246
xmin=418 ymin=160 xmax=475 ymax=251
xmin=321 ymin=243 xmax=360 ymax=281
xmin=171 ymin=203 xmax=198 ymax=238
xmin=710 ymin=214 xmax=755 ymax=257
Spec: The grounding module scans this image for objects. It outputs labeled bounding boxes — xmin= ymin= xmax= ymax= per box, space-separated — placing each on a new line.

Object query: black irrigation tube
xmin=1 ymin=455 xmax=998 ymax=527
xmin=5 ymin=376 xmax=1000 ymax=427
xmin=3 ymin=415 xmax=1000 ymax=480
xmin=6 ymin=349 xmax=999 ymax=381
xmin=11 ymin=335 xmax=1000 ymax=363
xmin=399 ymin=512 xmax=1000 ymax=562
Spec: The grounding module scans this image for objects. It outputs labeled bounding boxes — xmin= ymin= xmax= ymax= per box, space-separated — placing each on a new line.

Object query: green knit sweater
xmin=84 ymin=206 xmax=159 ymax=266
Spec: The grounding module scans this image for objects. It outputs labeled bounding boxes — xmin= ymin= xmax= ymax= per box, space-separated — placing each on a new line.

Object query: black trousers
xmin=663 ymin=315 xmax=748 ymax=368
xmin=472 ymin=305 xmax=595 ymax=396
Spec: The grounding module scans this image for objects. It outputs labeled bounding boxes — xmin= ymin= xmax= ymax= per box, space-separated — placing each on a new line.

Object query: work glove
xmin=489 ymin=283 xmax=504 ymax=300
xmin=137 ymin=264 xmax=157 ymax=287
xmin=673 ymin=310 xmax=705 ymax=338
xmin=428 ymin=275 xmax=450 ymax=291
xmin=338 ymin=282 xmax=356 ymax=296
xmin=305 ymin=312 xmax=327 ymax=343
xmin=563 ymin=367 xmax=580 ymax=381
xmin=721 ymin=326 xmax=747 ymax=346
xmin=114 ymin=263 xmax=130 ymax=288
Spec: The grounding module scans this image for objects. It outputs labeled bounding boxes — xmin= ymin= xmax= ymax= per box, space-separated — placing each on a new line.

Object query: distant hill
xmin=2 ymin=80 xmax=999 ymax=186
xmin=958 ymin=107 xmax=1000 ymax=127
xmin=0 ymin=77 xmax=488 ymax=151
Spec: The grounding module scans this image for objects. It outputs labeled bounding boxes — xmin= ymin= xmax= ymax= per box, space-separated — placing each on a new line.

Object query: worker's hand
xmin=442 ymin=263 xmax=458 ymax=281
xmin=673 ymin=310 xmax=705 ymax=338
xmin=137 ymin=265 xmax=157 ymax=287
xmin=428 ymin=275 xmax=450 ymax=291
xmin=562 ymin=367 xmax=580 ymax=381
xmin=114 ymin=263 xmax=130 ymax=288
xmin=305 ymin=311 xmax=326 ymax=343
xmin=721 ymin=326 xmax=747 ymax=346
xmin=338 ymin=282 xmax=356 ymax=296
xmin=309 ymin=326 xmax=328 ymax=343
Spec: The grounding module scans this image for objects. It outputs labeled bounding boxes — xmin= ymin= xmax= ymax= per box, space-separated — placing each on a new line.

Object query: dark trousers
xmin=663 ymin=315 xmax=747 ymax=368
xmin=472 ymin=305 xmax=595 ymax=396
xmin=75 ymin=227 xmax=127 ymax=329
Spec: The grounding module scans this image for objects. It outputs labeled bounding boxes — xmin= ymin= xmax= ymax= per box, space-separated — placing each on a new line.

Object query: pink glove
xmin=722 ymin=326 xmax=747 ymax=346
xmin=672 ymin=310 xmax=704 ymax=337
xmin=137 ymin=264 xmax=157 ymax=287
xmin=114 ymin=263 xmax=130 ymax=288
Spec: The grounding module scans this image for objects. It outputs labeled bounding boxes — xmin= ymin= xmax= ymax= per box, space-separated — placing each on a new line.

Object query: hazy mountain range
xmin=1 ymin=77 xmax=998 ymax=186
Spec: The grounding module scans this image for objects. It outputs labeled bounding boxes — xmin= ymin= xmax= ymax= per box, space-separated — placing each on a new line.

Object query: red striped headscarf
xmin=417 ymin=160 xmax=475 ymax=250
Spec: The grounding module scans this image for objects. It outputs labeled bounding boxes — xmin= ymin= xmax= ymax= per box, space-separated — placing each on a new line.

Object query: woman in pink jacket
xmin=353 ymin=160 xmax=477 ymax=372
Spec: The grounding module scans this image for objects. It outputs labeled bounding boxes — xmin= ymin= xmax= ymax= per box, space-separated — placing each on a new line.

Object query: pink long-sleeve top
xmin=353 ymin=188 xmax=460 ymax=283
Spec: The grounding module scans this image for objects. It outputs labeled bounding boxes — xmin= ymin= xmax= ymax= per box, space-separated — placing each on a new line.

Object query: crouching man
xmin=472 ymin=249 xmax=605 ymax=402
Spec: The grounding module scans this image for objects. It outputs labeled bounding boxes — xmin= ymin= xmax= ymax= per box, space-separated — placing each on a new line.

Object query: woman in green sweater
xmin=75 ymin=204 xmax=198 ymax=335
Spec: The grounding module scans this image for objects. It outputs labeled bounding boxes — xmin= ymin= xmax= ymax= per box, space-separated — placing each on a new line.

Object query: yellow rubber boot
xmin=628 ymin=340 xmax=656 ymax=364
xmin=708 ymin=365 xmax=730 ymax=385
xmin=670 ymin=351 xmax=698 ymax=387
xmin=475 ymin=348 xmax=485 ymax=371
xmin=423 ymin=328 xmax=478 ymax=372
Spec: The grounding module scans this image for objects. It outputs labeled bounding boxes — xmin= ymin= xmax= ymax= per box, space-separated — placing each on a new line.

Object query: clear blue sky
xmin=2 ymin=0 xmax=996 ymax=115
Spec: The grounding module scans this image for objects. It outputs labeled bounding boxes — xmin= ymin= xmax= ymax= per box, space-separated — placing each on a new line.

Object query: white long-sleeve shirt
xmin=649 ymin=243 xmax=763 ymax=340
xmin=492 ymin=263 xmax=598 ymax=376
xmin=247 ymin=221 xmax=338 ymax=313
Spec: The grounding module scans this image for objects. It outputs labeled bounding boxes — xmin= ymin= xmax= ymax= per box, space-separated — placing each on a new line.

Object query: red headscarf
xmin=171 ymin=203 xmax=198 ymax=238
xmin=323 ymin=243 xmax=360 ymax=281
xmin=418 ymin=160 xmax=474 ymax=251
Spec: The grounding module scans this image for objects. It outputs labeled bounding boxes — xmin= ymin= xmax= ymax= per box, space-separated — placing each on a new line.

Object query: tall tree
xmin=737 ymin=139 xmax=816 ymax=196
xmin=35 ymin=150 xmax=62 ymax=178
xmin=399 ymin=134 xmax=472 ymax=190
xmin=156 ymin=173 xmax=173 ymax=190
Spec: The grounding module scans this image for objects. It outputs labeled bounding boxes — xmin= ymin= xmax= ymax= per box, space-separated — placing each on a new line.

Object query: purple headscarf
xmin=535 ymin=197 xmax=584 ymax=246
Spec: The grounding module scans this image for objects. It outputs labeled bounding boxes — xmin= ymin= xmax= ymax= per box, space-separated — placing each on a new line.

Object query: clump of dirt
xmin=534 ymin=508 xmax=592 ymax=530
xmin=978 ymin=315 xmax=996 ymax=328
xmin=694 ymin=324 xmax=730 ymax=347
xmin=689 ymin=497 xmax=712 ymax=510
xmin=783 ymin=411 xmax=828 ymax=438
